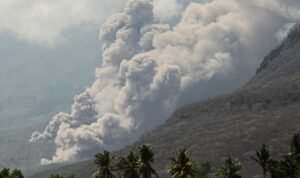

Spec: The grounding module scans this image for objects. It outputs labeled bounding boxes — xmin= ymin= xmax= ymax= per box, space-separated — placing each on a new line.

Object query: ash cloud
xmin=30 ymin=0 xmax=300 ymax=164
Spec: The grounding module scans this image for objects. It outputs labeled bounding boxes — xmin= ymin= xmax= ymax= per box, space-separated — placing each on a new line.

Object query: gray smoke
xmin=30 ymin=0 xmax=300 ymax=164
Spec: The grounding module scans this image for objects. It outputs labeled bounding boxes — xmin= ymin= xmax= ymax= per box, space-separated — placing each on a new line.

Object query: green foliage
xmin=267 ymin=157 xmax=300 ymax=178
xmin=0 ymin=168 xmax=24 ymax=178
xmin=10 ymin=169 xmax=24 ymax=178
xmin=4 ymin=132 xmax=300 ymax=178
xmin=138 ymin=145 xmax=159 ymax=178
xmin=116 ymin=151 xmax=140 ymax=178
xmin=94 ymin=150 xmax=116 ymax=178
xmin=93 ymin=145 xmax=159 ymax=178
xmin=250 ymin=144 xmax=271 ymax=178
xmin=267 ymin=159 xmax=285 ymax=178
xmin=194 ymin=162 xmax=211 ymax=178
xmin=168 ymin=148 xmax=197 ymax=178
xmin=252 ymin=132 xmax=300 ymax=178
xmin=290 ymin=133 xmax=300 ymax=164
xmin=0 ymin=168 xmax=10 ymax=178
xmin=48 ymin=174 xmax=75 ymax=178
xmin=215 ymin=157 xmax=242 ymax=178
xmin=280 ymin=154 xmax=299 ymax=178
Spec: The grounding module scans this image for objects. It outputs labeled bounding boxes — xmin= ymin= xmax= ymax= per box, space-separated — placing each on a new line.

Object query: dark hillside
xmin=30 ymin=24 xmax=300 ymax=178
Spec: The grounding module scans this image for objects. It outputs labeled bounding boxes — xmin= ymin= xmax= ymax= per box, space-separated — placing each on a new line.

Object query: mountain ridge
xmin=29 ymin=24 xmax=300 ymax=178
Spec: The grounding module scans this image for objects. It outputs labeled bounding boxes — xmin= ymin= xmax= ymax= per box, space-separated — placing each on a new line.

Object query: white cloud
xmin=0 ymin=0 xmax=126 ymax=45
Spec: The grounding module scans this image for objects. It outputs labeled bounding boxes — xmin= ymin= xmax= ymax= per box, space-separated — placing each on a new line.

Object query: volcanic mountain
xmin=30 ymin=24 xmax=300 ymax=178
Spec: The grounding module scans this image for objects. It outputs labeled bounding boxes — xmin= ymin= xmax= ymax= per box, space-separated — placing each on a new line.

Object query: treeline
xmin=91 ymin=132 xmax=300 ymax=178
xmin=0 ymin=168 xmax=23 ymax=178
xmin=1 ymin=132 xmax=300 ymax=178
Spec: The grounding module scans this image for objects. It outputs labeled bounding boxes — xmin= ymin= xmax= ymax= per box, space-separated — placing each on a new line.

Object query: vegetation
xmin=168 ymin=148 xmax=197 ymax=178
xmin=48 ymin=175 xmax=74 ymax=178
xmin=194 ymin=162 xmax=211 ymax=178
xmin=91 ymin=145 xmax=159 ymax=178
xmin=215 ymin=157 xmax=242 ymax=178
xmin=250 ymin=144 xmax=271 ymax=178
xmin=2 ymin=132 xmax=300 ymax=178
xmin=138 ymin=145 xmax=159 ymax=178
xmin=91 ymin=132 xmax=300 ymax=178
xmin=0 ymin=168 xmax=24 ymax=178
xmin=116 ymin=151 xmax=140 ymax=178
xmin=94 ymin=150 xmax=116 ymax=178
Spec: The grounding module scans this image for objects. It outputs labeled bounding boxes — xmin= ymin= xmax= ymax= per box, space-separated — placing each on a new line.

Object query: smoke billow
xmin=30 ymin=0 xmax=300 ymax=164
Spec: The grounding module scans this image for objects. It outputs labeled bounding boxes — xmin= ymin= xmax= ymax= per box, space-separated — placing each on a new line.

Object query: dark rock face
xmin=256 ymin=24 xmax=300 ymax=75
xmin=124 ymin=24 xmax=300 ymax=177
xmin=30 ymin=25 xmax=300 ymax=178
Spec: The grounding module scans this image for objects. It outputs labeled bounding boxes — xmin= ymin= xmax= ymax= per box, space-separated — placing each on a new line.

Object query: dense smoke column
xmin=31 ymin=0 xmax=300 ymax=164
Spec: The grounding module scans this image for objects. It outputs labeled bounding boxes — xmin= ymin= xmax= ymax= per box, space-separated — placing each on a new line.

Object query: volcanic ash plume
xmin=30 ymin=0 xmax=300 ymax=164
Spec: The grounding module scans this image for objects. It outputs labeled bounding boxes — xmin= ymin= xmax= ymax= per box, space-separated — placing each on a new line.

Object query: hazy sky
xmin=0 ymin=0 xmax=126 ymax=45
xmin=0 ymin=0 xmax=204 ymax=46
xmin=0 ymin=0 xmax=124 ymax=170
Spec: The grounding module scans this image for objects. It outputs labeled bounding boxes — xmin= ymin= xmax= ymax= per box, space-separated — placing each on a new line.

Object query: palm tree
xmin=290 ymin=132 xmax=300 ymax=164
xmin=0 ymin=168 xmax=24 ymax=178
xmin=250 ymin=144 xmax=271 ymax=178
xmin=10 ymin=169 xmax=24 ymax=178
xmin=0 ymin=168 xmax=10 ymax=178
xmin=49 ymin=175 xmax=74 ymax=178
xmin=94 ymin=150 xmax=116 ymax=178
xmin=138 ymin=145 xmax=159 ymax=178
xmin=280 ymin=154 xmax=298 ymax=178
xmin=116 ymin=151 xmax=140 ymax=178
xmin=168 ymin=148 xmax=197 ymax=178
xmin=267 ymin=160 xmax=284 ymax=178
xmin=267 ymin=133 xmax=300 ymax=178
xmin=215 ymin=156 xmax=242 ymax=178
xmin=195 ymin=162 xmax=211 ymax=178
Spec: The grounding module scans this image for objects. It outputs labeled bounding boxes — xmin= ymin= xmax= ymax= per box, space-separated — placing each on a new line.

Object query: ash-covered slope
xmin=132 ymin=24 xmax=300 ymax=177
xmin=29 ymin=25 xmax=300 ymax=178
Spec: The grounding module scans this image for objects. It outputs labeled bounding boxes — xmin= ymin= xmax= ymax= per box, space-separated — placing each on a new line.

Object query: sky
xmin=0 ymin=0 xmax=195 ymax=46
xmin=0 ymin=0 xmax=126 ymax=45
xmin=1 ymin=0 xmax=300 ymax=167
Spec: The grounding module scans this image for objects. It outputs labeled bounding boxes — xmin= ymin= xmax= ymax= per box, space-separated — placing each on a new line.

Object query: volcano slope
xmin=30 ymin=25 xmax=300 ymax=178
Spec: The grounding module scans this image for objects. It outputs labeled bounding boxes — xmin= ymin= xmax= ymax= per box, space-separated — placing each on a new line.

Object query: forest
xmin=1 ymin=132 xmax=300 ymax=178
